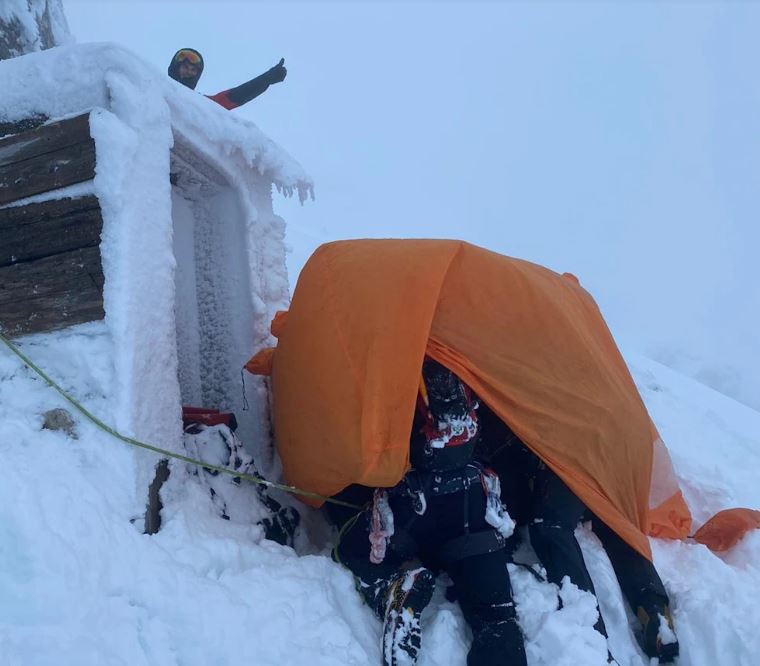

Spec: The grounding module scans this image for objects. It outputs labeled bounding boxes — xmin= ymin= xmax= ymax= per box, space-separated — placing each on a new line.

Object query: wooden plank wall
xmin=0 ymin=196 xmax=104 ymax=337
xmin=0 ymin=114 xmax=105 ymax=337
xmin=0 ymin=114 xmax=96 ymax=206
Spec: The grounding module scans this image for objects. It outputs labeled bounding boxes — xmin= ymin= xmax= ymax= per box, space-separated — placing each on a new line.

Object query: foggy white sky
xmin=63 ymin=1 xmax=760 ymax=410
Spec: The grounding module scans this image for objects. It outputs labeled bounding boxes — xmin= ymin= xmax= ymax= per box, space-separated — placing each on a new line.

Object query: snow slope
xmin=1 ymin=317 xmax=758 ymax=666
xmin=1 ymin=36 xmax=758 ymax=666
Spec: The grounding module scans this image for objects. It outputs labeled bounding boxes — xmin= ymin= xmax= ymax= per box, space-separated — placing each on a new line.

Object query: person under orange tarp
xmin=476 ymin=405 xmax=679 ymax=662
xmin=247 ymin=239 xmax=686 ymax=556
xmin=246 ymin=238 xmax=759 ymax=663
xmin=246 ymin=239 xmax=758 ymax=561
xmin=328 ymin=358 xmax=527 ymax=666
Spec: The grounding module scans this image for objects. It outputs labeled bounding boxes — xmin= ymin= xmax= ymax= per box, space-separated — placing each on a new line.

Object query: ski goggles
xmin=175 ymin=49 xmax=202 ymax=66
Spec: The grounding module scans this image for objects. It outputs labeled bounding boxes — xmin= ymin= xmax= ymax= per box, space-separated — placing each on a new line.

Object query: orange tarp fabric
xmin=692 ymin=509 xmax=760 ymax=552
xmin=251 ymin=239 xmax=694 ymax=560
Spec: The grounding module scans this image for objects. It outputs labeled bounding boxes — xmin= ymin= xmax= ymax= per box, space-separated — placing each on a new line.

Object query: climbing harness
xmin=0 ymin=331 xmax=361 ymax=510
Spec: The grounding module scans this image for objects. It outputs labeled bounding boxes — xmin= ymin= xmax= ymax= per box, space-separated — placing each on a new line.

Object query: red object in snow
xmin=182 ymin=406 xmax=237 ymax=431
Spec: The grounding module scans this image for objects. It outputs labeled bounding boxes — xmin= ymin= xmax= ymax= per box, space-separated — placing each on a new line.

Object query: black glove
xmin=222 ymin=60 xmax=287 ymax=107
xmin=266 ymin=58 xmax=287 ymax=84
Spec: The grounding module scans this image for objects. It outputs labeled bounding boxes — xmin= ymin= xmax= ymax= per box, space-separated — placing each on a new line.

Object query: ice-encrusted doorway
xmin=170 ymin=138 xmax=272 ymax=464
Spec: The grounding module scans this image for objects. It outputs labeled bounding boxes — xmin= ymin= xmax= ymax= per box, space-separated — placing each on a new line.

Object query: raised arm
xmin=207 ymin=58 xmax=287 ymax=110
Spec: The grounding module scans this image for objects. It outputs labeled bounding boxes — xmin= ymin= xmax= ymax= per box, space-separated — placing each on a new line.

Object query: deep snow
xmin=1 ymin=325 xmax=759 ymax=665
xmin=1 ymin=33 xmax=759 ymax=666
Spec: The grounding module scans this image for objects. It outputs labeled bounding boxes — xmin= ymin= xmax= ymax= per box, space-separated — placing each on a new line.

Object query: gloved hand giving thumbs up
xmin=267 ymin=58 xmax=287 ymax=84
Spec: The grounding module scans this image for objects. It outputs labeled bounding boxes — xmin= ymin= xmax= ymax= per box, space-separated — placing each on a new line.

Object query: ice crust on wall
xmin=0 ymin=42 xmax=311 ymax=500
xmin=169 ymin=170 xmax=286 ymax=466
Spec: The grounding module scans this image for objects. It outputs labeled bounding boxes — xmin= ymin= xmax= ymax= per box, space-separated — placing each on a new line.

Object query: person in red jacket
xmin=167 ymin=47 xmax=287 ymax=109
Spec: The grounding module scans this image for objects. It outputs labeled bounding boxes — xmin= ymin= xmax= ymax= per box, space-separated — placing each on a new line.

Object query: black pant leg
xmin=333 ymin=509 xmax=404 ymax=618
xmin=428 ymin=483 xmax=527 ymax=666
xmin=592 ymin=516 xmax=669 ymax=609
xmin=448 ymin=548 xmax=527 ymax=666
xmin=529 ymin=467 xmax=596 ymax=593
xmin=324 ymin=484 xmax=374 ymax=530
xmin=529 ymin=467 xmax=608 ymax=637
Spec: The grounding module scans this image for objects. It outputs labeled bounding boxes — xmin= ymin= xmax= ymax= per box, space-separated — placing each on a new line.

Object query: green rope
xmin=331 ymin=509 xmax=365 ymax=567
xmin=0 ymin=332 xmax=361 ymax=510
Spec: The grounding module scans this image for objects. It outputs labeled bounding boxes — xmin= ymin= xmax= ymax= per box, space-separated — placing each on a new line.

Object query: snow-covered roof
xmin=0 ymin=41 xmax=312 ymax=200
xmin=0 ymin=40 xmax=301 ymax=508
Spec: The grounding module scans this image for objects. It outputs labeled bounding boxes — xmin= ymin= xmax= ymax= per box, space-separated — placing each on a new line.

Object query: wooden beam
xmin=0 ymin=246 xmax=104 ymax=337
xmin=0 ymin=140 xmax=96 ymax=206
xmin=0 ymin=196 xmax=102 ymax=267
xmin=0 ymin=114 xmax=91 ymax=165
xmin=0 ymin=114 xmax=95 ymax=206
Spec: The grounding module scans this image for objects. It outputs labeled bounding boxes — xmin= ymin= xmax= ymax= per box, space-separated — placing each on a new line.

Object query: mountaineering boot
xmin=260 ymin=505 xmax=300 ymax=547
xmin=635 ymin=593 xmax=679 ymax=663
xmin=382 ymin=567 xmax=436 ymax=666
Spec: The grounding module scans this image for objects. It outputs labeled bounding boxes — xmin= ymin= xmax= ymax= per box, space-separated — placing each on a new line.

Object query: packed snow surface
xmin=1 ymin=323 xmax=758 ymax=665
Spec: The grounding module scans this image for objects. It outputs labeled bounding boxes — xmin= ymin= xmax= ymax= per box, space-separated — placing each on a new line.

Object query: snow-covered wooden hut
xmin=0 ymin=43 xmax=311 ymax=520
